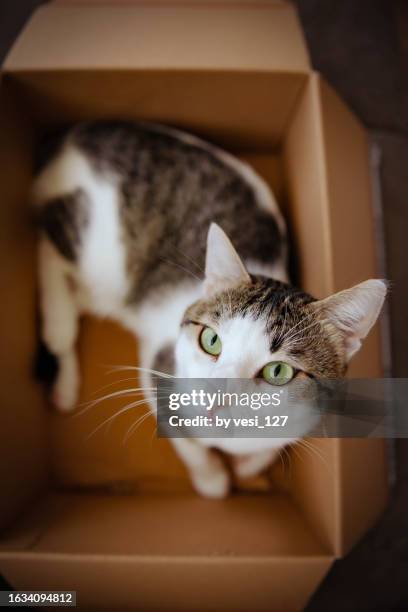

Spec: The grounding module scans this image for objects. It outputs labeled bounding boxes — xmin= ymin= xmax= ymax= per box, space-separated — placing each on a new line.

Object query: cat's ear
xmin=204 ymin=223 xmax=250 ymax=296
xmin=311 ymin=279 xmax=387 ymax=361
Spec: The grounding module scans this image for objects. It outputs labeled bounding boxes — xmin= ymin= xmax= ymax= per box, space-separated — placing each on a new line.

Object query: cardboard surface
xmin=2 ymin=554 xmax=332 ymax=612
xmin=0 ymin=82 xmax=48 ymax=530
xmin=4 ymin=70 xmax=305 ymax=149
xmin=5 ymin=2 xmax=309 ymax=72
xmin=1 ymin=493 xmax=331 ymax=610
xmin=0 ymin=1 xmax=388 ymax=610
xmin=1 ymin=493 xmax=327 ymax=556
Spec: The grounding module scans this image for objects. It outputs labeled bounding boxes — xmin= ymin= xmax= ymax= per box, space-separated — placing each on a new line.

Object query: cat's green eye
xmin=262 ymin=361 xmax=294 ymax=385
xmin=200 ymin=327 xmax=222 ymax=357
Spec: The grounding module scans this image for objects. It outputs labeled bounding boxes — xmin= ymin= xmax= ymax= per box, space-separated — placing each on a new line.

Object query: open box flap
xmin=3 ymin=1 xmax=310 ymax=73
xmin=317 ymin=76 xmax=388 ymax=555
xmin=284 ymin=74 xmax=388 ymax=557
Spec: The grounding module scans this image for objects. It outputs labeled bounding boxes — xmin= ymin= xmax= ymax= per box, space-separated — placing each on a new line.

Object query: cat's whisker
xmin=268 ymin=319 xmax=280 ymax=347
xmin=300 ymin=438 xmax=329 ymax=463
xmin=281 ymin=310 xmax=316 ymax=343
xmin=75 ymin=387 xmax=170 ymax=422
xmin=227 ymin=289 xmax=233 ymax=318
xmin=297 ymin=443 xmax=324 ymax=466
xmin=106 ymin=395 xmax=155 ymax=435
xmin=281 ymin=318 xmax=312 ymax=344
xmin=283 ymin=319 xmax=320 ymax=345
xmin=277 ymin=298 xmax=290 ymax=343
xmin=122 ymin=411 xmax=149 ymax=445
xmin=169 ymin=244 xmax=205 ymax=274
xmin=75 ymin=388 xmax=156 ymax=417
xmin=297 ymin=439 xmax=330 ymax=470
xmin=159 ymin=257 xmax=202 ymax=282
xmin=275 ymin=445 xmax=292 ymax=479
xmin=286 ymin=326 xmax=321 ymax=348
xmin=123 ymin=410 xmax=154 ymax=445
xmin=300 ymin=440 xmax=329 ymax=468
xmin=86 ymin=386 xmax=155 ymax=405
xmin=277 ymin=447 xmax=286 ymax=473
xmin=88 ymin=377 xmax=142 ymax=397
xmin=289 ymin=442 xmax=317 ymax=467
xmin=149 ymin=423 xmax=158 ymax=447
xmin=288 ymin=443 xmax=304 ymax=465
xmin=85 ymin=397 xmax=153 ymax=440
xmin=106 ymin=365 xmax=176 ymax=380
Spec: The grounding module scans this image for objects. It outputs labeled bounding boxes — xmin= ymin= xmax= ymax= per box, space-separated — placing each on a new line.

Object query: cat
xmin=33 ymin=120 xmax=386 ymax=498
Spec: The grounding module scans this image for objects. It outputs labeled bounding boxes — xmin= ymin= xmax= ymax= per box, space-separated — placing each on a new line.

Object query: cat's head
xmin=175 ymin=222 xmax=386 ymax=387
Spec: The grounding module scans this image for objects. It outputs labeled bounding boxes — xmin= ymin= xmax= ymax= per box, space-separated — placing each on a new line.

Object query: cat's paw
xmin=233 ymin=449 xmax=278 ymax=479
xmin=192 ymin=467 xmax=230 ymax=499
xmin=51 ymin=352 xmax=80 ymax=413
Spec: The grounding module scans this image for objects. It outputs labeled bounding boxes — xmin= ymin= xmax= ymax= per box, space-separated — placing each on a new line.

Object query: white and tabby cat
xmin=33 ymin=121 xmax=386 ymax=498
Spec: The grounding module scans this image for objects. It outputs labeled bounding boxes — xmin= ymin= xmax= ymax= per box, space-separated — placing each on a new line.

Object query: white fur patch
xmin=80 ymin=179 xmax=128 ymax=315
xmin=130 ymin=281 xmax=202 ymax=353
xmin=34 ymin=146 xmax=129 ymax=316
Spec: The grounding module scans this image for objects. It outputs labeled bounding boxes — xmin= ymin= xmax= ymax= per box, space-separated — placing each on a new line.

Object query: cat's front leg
xmin=38 ymin=239 xmax=80 ymax=412
xmin=232 ymin=448 xmax=279 ymax=480
xmin=171 ymin=437 xmax=230 ymax=499
xmin=142 ymin=341 xmax=230 ymax=499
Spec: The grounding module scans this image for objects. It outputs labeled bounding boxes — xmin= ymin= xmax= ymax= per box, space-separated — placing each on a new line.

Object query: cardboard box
xmin=0 ymin=1 xmax=388 ymax=610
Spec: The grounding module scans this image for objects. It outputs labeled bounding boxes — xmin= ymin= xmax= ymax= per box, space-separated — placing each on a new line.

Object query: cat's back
xmin=33 ymin=121 xmax=287 ymax=304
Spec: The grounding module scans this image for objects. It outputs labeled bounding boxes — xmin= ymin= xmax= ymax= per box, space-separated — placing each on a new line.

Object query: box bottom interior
xmin=1 ymin=490 xmax=329 ymax=557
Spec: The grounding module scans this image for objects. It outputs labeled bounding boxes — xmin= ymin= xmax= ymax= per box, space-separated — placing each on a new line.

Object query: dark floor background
xmin=0 ymin=1 xmax=407 ymax=611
